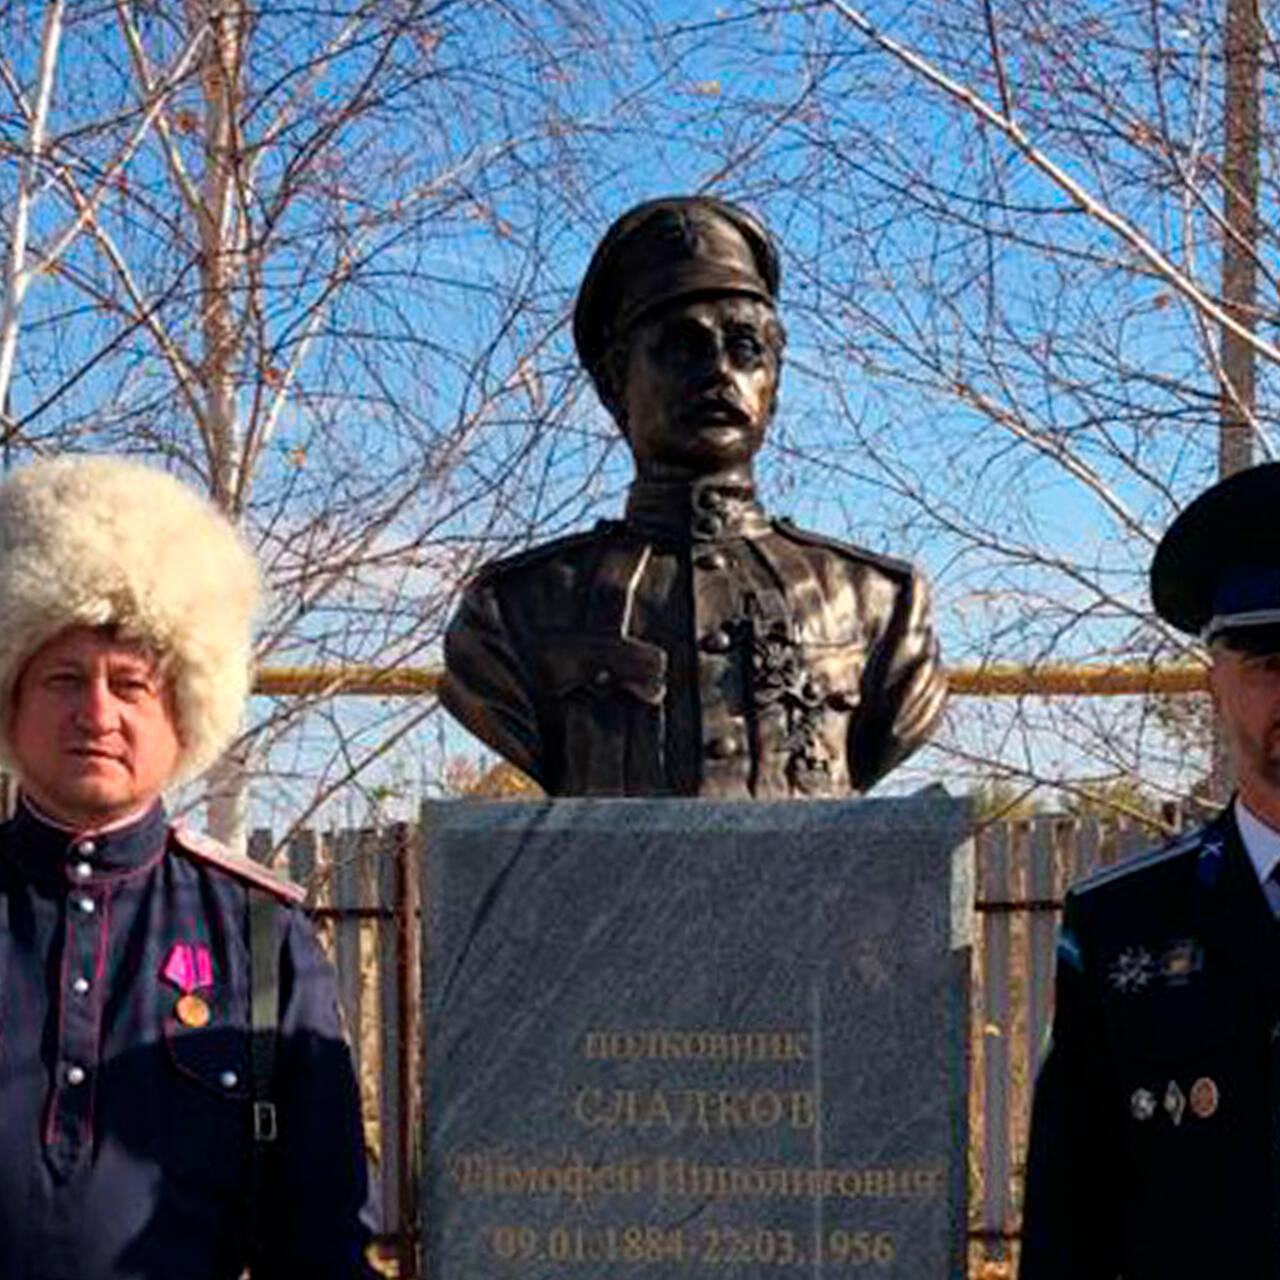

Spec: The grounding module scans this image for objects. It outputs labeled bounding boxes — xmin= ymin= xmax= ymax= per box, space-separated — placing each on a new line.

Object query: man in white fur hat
xmin=0 ymin=456 xmax=375 ymax=1278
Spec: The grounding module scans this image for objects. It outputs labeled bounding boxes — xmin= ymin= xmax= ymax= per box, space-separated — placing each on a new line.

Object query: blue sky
xmin=3 ymin=0 xmax=1270 ymax=823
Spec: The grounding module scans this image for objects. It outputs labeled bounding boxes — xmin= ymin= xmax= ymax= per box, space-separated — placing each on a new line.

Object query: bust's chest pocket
xmin=536 ymin=634 xmax=668 ymax=792
xmin=794 ymin=642 xmax=863 ymax=711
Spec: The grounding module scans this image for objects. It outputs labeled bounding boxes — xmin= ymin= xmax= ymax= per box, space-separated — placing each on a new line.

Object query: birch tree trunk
xmin=185 ymin=0 xmax=251 ymax=846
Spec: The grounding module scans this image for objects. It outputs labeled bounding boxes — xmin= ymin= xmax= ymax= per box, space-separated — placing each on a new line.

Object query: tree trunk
xmin=188 ymin=0 xmax=251 ymax=844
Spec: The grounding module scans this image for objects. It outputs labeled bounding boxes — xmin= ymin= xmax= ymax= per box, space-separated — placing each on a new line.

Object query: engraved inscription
xmin=482 ymin=1222 xmax=899 ymax=1268
xmin=448 ymin=1150 xmax=945 ymax=1204
xmin=445 ymin=1025 xmax=947 ymax=1274
xmin=584 ymin=1029 xmax=810 ymax=1063
xmin=573 ymin=1087 xmax=816 ymax=1133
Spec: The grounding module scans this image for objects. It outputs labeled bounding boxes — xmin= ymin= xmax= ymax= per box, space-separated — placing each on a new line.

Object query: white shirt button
xmin=71 ymin=861 xmax=93 ymax=881
xmin=75 ymin=896 xmax=95 ymax=915
xmin=65 ymin=1065 xmax=86 ymax=1086
xmin=219 ymin=1070 xmax=239 ymax=1089
xmin=71 ymin=977 xmax=90 ymax=995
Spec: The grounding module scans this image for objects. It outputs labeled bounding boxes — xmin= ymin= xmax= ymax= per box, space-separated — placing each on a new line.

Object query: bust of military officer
xmin=441 ymin=195 xmax=947 ymax=798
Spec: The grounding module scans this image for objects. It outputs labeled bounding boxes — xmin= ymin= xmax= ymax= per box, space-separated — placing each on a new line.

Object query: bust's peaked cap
xmin=0 ymin=455 xmax=260 ymax=784
xmin=573 ymin=195 xmax=780 ymax=380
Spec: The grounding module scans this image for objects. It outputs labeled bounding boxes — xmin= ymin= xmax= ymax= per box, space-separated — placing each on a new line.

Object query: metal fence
xmin=259 ymin=811 xmax=1172 ymax=1279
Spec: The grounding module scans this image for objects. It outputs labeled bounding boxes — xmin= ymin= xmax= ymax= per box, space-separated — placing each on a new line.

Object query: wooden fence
xmin=247 ymin=823 xmax=422 ymax=1278
xmin=259 ymin=812 xmax=1176 ymax=1279
xmin=968 ymin=814 xmax=1176 ymax=1274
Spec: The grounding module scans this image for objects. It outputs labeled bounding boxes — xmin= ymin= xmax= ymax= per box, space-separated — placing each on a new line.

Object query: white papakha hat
xmin=0 ymin=455 xmax=260 ymax=786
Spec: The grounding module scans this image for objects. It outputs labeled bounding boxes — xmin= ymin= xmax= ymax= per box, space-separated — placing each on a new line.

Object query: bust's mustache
xmin=682 ymin=391 xmax=750 ymax=424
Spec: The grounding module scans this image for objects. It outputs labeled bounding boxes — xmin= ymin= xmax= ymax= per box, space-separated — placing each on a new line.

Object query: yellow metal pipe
xmin=252 ymin=662 xmax=1210 ymax=699
xmin=945 ymin=662 xmax=1207 ymax=696
xmin=254 ymin=667 xmax=443 ymax=696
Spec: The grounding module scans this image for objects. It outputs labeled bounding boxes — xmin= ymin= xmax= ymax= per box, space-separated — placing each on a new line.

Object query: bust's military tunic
xmin=1020 ymin=807 xmax=1280 ymax=1278
xmin=0 ymin=798 xmax=375 ymax=1280
xmin=441 ymin=478 xmax=946 ymax=797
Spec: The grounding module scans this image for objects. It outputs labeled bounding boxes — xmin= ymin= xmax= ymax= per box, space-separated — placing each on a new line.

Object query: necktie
xmin=1264 ymin=863 xmax=1280 ymax=917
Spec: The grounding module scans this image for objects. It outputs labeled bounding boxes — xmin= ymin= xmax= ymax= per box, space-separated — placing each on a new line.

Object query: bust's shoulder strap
xmin=768 ymin=518 xmax=916 ymax=580
xmin=170 ymin=824 xmax=307 ymax=906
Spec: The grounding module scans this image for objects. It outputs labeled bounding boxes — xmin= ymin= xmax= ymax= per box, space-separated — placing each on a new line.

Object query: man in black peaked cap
xmin=1021 ymin=461 xmax=1280 ymax=1278
xmin=441 ymin=195 xmax=947 ymax=797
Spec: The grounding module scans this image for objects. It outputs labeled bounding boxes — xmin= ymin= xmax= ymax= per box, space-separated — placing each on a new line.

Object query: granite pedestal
xmin=423 ymin=795 xmax=972 ymax=1278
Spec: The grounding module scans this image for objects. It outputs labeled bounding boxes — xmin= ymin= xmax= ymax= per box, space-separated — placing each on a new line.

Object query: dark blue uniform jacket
xmin=1020 ymin=806 xmax=1280 ymax=1278
xmin=0 ymin=800 xmax=375 ymax=1279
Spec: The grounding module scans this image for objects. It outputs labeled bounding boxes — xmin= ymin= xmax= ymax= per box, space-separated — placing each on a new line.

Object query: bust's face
xmin=619 ymin=294 xmax=780 ymax=479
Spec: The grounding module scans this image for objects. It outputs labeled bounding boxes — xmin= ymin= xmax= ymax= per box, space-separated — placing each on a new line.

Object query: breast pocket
xmin=536 ymin=633 xmax=668 ymax=793
xmin=1105 ymin=977 xmax=1253 ymax=1210
xmin=158 ymin=993 xmax=252 ymax=1194
xmin=1106 ymin=973 xmax=1241 ymax=1067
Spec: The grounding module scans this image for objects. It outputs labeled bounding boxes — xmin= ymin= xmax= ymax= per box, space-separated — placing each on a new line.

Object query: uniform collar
xmin=3 ymin=795 xmax=169 ymax=885
xmin=625 ymin=476 xmax=770 ymax=540
xmin=1234 ymin=795 xmax=1280 ymax=889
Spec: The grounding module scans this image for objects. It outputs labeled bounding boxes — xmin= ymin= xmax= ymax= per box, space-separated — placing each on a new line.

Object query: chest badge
xmin=1163 ymin=1079 xmax=1186 ymax=1126
xmin=1130 ymin=1088 xmax=1156 ymax=1121
xmin=1109 ymin=946 xmax=1156 ymax=993
xmin=1189 ymin=1076 xmax=1220 ymax=1120
xmin=1160 ymin=939 xmax=1203 ymax=986
xmin=162 ymin=941 xmax=214 ymax=1027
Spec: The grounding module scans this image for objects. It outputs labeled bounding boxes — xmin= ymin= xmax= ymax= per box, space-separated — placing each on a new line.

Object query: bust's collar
xmin=625 ymin=476 xmax=769 ymax=541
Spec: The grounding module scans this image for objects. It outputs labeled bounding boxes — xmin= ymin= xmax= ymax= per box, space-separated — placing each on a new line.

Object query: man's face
xmin=1210 ymin=643 xmax=1280 ymax=806
xmin=10 ymin=626 xmax=181 ymax=829
xmin=620 ymin=295 xmax=780 ymax=478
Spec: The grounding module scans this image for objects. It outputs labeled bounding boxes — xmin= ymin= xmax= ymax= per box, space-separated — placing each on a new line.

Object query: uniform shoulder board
xmin=171 ymin=824 xmax=307 ymax=906
xmin=471 ymin=526 xmax=609 ymax=582
xmin=769 ymin=519 xmax=916 ymax=580
xmin=1070 ymin=827 xmax=1205 ymax=896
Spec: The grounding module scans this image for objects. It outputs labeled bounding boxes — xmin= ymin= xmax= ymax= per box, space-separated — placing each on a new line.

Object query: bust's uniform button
xmin=695 ymin=550 xmax=728 ymax=571
xmin=74 ymin=839 xmax=96 ymax=856
xmin=705 ymin=734 xmax=742 ymax=760
xmin=71 ymin=861 xmax=93 ymax=881
xmin=592 ymin=667 xmax=614 ymax=688
xmin=700 ymin=629 xmax=733 ymax=654
xmin=71 ymin=977 xmax=90 ymax=996
xmin=75 ymin=896 xmax=95 ymax=915
xmin=220 ymin=1070 xmax=239 ymax=1090
xmin=65 ymin=1064 xmax=86 ymax=1086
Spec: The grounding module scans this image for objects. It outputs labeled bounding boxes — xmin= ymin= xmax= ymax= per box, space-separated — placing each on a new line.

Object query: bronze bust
xmin=441 ymin=196 xmax=947 ymax=797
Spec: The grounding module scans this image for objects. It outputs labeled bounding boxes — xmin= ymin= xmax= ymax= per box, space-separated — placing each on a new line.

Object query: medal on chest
xmin=162 ymin=941 xmax=214 ymax=1026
